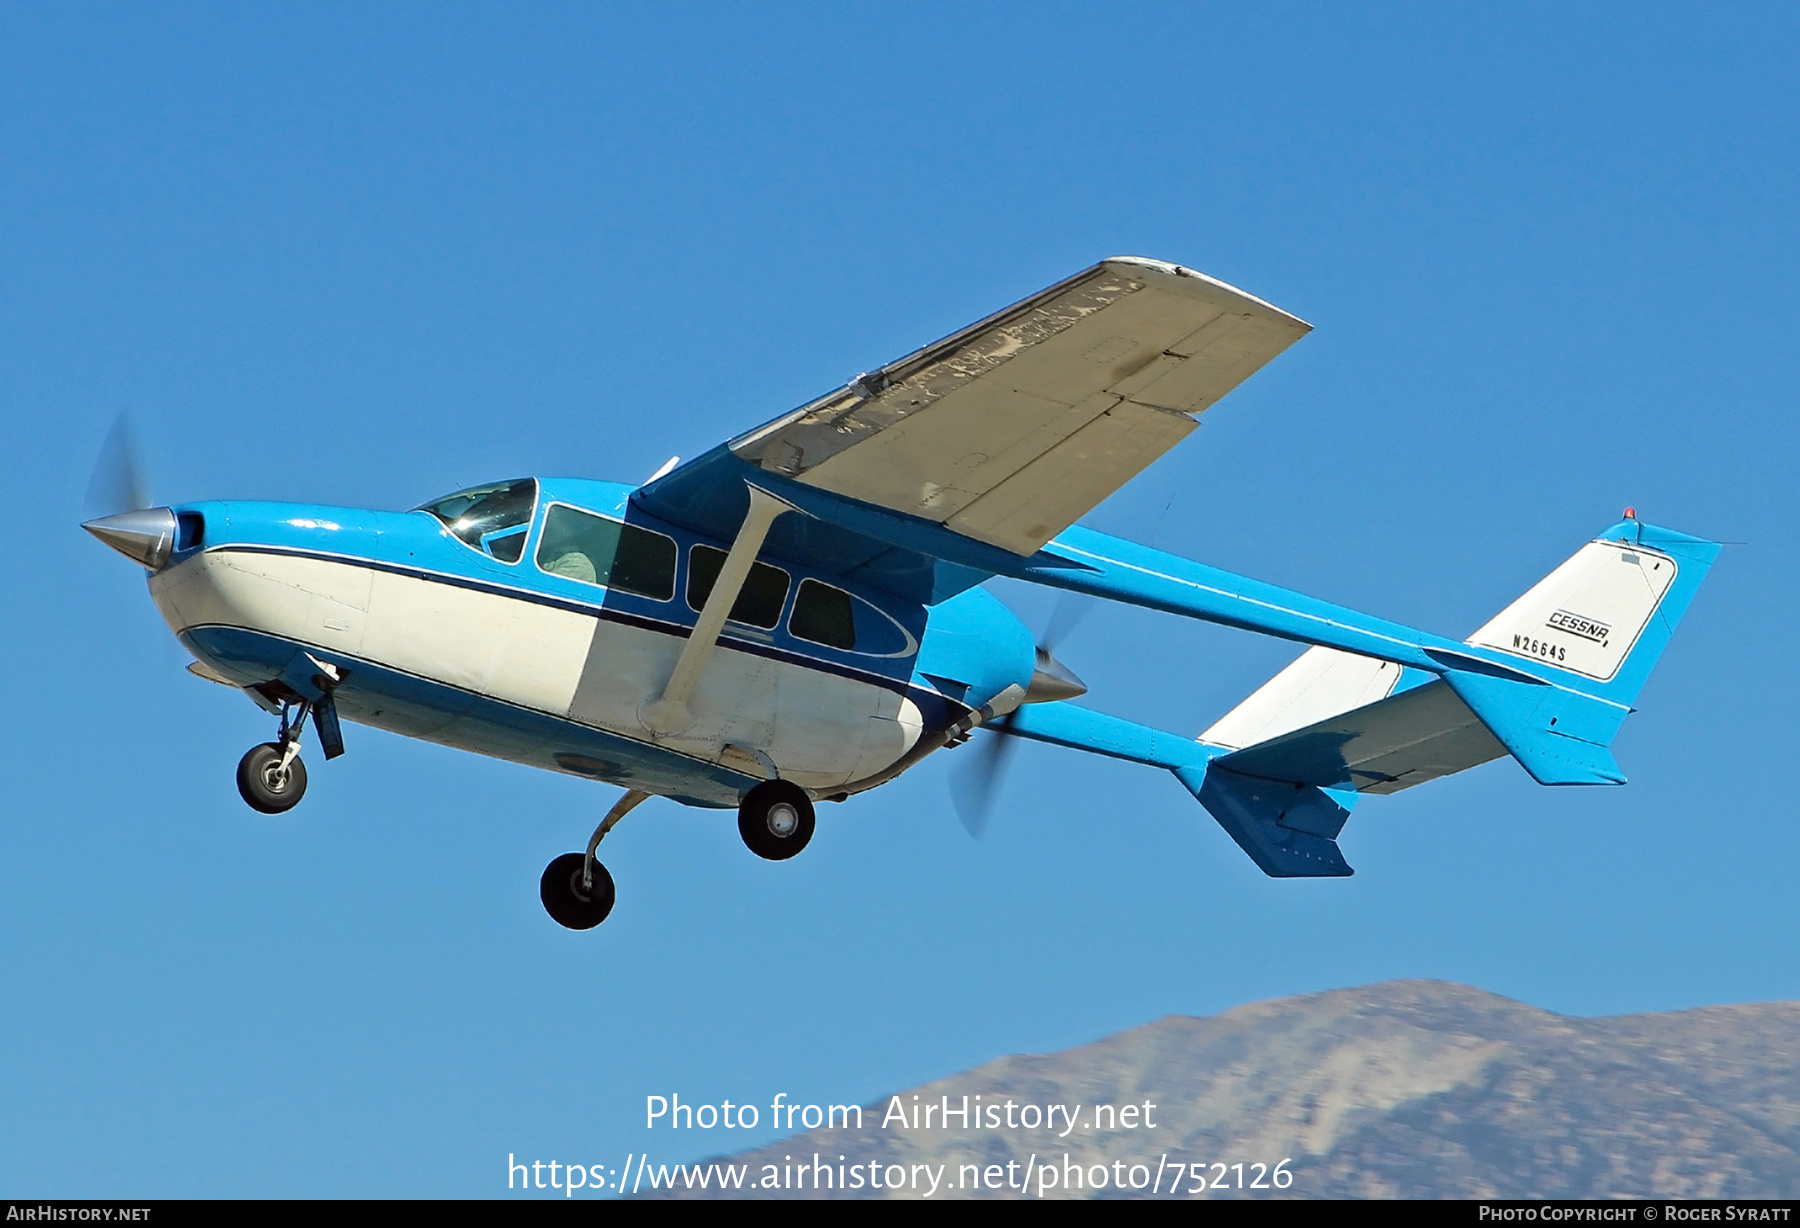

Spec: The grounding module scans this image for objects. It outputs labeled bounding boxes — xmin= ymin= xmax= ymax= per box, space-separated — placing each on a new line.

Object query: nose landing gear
xmin=234 ymin=655 xmax=346 ymax=814
xmin=236 ymin=741 xmax=308 ymax=813
xmin=236 ymin=699 xmax=313 ymax=814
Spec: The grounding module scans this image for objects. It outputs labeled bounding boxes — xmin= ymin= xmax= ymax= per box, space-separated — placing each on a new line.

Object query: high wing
xmin=643 ymin=258 xmax=1309 ymax=573
xmin=730 ymin=257 xmax=1309 ymax=555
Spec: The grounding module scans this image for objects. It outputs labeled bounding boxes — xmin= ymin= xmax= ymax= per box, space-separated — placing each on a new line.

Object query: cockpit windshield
xmin=416 ymin=478 xmax=538 ymax=562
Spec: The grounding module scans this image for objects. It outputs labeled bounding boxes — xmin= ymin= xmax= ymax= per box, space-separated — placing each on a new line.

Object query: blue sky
xmin=3 ymin=2 xmax=1796 ymax=1197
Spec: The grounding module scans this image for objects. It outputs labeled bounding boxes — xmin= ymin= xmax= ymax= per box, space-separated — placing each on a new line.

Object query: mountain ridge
xmin=644 ymin=979 xmax=1800 ymax=1199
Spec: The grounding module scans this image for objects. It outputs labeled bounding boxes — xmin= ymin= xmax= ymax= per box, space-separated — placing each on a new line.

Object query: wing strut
xmin=640 ymin=484 xmax=797 ymax=735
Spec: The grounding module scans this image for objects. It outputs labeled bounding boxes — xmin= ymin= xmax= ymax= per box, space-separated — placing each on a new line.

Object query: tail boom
xmin=996 ymin=703 xmax=1357 ymax=878
xmin=997 ymin=515 xmax=1718 ymax=877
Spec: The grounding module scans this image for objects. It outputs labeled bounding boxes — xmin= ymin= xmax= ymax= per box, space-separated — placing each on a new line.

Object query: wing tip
xmin=1102 ymin=255 xmax=1313 ymax=332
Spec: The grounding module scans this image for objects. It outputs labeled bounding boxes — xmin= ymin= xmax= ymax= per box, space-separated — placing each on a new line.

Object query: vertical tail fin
xmin=1444 ymin=517 xmax=1719 ymax=785
xmin=1463 ymin=517 xmax=1720 ymax=708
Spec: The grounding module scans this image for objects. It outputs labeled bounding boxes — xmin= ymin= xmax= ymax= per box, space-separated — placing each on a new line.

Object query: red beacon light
xmin=1623 ymin=507 xmax=1636 ymax=519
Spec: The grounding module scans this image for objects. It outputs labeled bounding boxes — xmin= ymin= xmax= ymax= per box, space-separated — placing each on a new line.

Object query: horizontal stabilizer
xmin=1214 ymin=672 xmax=1505 ymax=794
xmin=1176 ymin=764 xmax=1354 ymax=878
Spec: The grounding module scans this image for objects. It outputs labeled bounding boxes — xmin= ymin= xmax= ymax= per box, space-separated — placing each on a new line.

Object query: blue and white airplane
xmin=83 ymin=257 xmax=1718 ymax=929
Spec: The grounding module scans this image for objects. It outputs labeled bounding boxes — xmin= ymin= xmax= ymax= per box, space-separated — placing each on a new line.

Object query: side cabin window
xmin=418 ymin=478 xmax=537 ymax=563
xmin=535 ymin=504 xmax=677 ymax=601
xmin=686 ymin=545 xmax=790 ymax=629
xmin=789 ymin=578 xmax=914 ymax=657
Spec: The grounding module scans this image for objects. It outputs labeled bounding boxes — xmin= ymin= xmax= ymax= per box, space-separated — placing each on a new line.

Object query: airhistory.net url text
xmin=508 ymin=1152 xmax=1295 ymax=1197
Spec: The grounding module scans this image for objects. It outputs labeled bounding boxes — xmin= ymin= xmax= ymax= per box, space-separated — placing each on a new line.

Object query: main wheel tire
xmin=737 ymin=781 xmax=815 ymax=861
xmin=540 ymin=852 xmax=615 ymax=930
xmin=236 ymin=743 xmax=308 ymax=814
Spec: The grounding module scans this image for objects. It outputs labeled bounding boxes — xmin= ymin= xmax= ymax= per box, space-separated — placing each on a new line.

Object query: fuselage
xmin=145 ymin=478 xmax=1037 ymax=807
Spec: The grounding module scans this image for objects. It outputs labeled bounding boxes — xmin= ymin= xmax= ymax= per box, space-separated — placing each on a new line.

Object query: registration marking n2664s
xmin=1512 ymin=633 xmax=1568 ymax=663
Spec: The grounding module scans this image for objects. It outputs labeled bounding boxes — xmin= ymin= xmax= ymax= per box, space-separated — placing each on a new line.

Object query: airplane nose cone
xmin=82 ymin=507 xmax=178 ymax=570
xmin=1024 ymin=647 xmax=1087 ymax=703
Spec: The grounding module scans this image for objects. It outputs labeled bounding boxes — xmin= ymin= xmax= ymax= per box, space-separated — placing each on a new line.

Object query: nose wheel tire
xmin=236 ymin=743 xmax=308 ymax=814
xmin=737 ymin=781 xmax=815 ymax=860
xmin=540 ymin=852 xmax=616 ymax=930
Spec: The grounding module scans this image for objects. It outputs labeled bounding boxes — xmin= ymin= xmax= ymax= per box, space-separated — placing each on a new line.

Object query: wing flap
xmin=800 ymin=386 xmax=1108 ymax=521
xmin=946 ymin=400 xmax=1197 ymax=551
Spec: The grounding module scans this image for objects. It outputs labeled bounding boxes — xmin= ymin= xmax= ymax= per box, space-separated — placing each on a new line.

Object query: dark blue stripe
xmin=202 ymin=543 xmax=963 ymax=717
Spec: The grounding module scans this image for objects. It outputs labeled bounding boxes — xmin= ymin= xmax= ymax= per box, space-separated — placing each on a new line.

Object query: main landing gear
xmin=737 ymin=780 xmax=815 ymax=861
xmin=541 ymin=788 xmax=648 ymax=930
xmin=539 ymin=780 xmax=820 ymax=929
xmin=539 ymin=853 xmax=616 ymax=931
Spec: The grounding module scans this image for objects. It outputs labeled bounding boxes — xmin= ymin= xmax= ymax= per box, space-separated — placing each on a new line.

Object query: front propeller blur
xmin=83 ymin=412 xmax=151 ymax=520
xmin=81 ymin=413 xmax=180 ymax=569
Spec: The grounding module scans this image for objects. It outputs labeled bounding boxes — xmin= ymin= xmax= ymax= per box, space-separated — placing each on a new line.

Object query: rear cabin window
xmin=789 ymin=579 xmax=913 ymax=656
xmin=788 ymin=579 xmax=856 ymax=649
xmin=685 ymin=545 xmax=791 ymax=629
xmin=535 ymin=504 xmax=677 ymax=601
xmin=418 ymin=478 xmax=538 ymax=563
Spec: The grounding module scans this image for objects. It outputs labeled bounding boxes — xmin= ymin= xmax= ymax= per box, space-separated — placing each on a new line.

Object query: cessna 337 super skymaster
xmin=83 ymin=257 xmax=1718 ymax=929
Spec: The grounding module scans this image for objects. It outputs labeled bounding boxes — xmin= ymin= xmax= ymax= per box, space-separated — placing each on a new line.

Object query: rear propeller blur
xmin=950 ymin=592 xmax=1093 ymax=838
